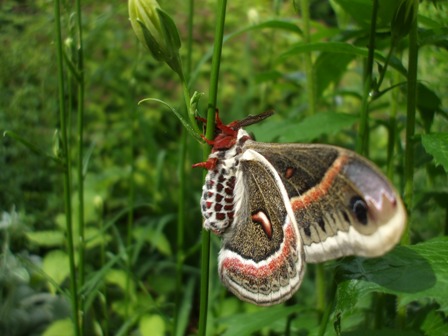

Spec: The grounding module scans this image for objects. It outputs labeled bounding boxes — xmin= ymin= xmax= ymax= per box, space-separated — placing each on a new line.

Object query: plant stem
xmin=399 ymin=0 xmax=419 ymax=328
xmin=315 ymin=264 xmax=325 ymax=322
xmin=175 ymin=2 xmax=194 ymax=335
xmin=403 ymin=0 xmax=418 ymax=245
xmin=387 ymin=70 xmax=401 ymax=180
xmin=356 ymin=0 xmax=379 ymax=156
xmin=175 ymin=129 xmax=187 ymax=336
xmin=54 ymin=0 xmax=81 ymax=334
xmin=198 ymin=1 xmax=227 ymax=335
xmin=299 ymin=0 xmax=316 ymax=116
xmin=75 ymin=0 xmax=86 ymax=327
xmin=125 ymin=104 xmax=136 ymax=319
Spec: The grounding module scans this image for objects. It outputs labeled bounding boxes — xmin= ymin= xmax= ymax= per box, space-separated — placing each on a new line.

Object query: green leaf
xmin=333 ymin=0 xmax=402 ymax=29
xmin=251 ymin=112 xmax=358 ymax=143
xmin=421 ymin=309 xmax=448 ymax=336
xmin=133 ymin=226 xmax=172 ymax=256
xmin=242 ymin=19 xmax=302 ymax=35
xmin=42 ymin=250 xmax=70 ymax=293
xmin=419 ymin=27 xmax=448 ymax=48
xmin=221 ymin=305 xmax=301 ymax=336
xmin=314 ymin=52 xmax=355 ymax=99
xmin=105 ymin=269 xmax=137 ymax=301
xmin=417 ymin=83 xmax=441 ymax=132
xmin=336 ymin=237 xmax=448 ymax=313
xmin=25 ymin=230 xmax=65 ymax=247
xmin=279 ymin=42 xmax=407 ymax=77
xmin=43 ymin=318 xmax=74 ymax=336
xmin=421 ymin=133 xmax=448 ymax=173
xmin=342 ymin=329 xmax=421 ymax=336
xmin=139 ymin=315 xmax=166 ymax=336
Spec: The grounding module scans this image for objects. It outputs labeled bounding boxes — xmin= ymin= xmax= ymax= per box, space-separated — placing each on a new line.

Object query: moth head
xmin=211 ymin=110 xmax=275 ymax=152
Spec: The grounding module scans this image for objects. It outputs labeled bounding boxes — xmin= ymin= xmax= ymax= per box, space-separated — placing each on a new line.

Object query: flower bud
xmin=391 ymin=0 xmax=417 ymax=43
xmin=128 ymin=0 xmax=183 ymax=76
xmin=129 ymin=0 xmax=163 ymax=58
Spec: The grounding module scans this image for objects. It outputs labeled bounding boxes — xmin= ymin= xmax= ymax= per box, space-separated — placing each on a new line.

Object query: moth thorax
xmin=201 ymin=138 xmax=246 ymax=233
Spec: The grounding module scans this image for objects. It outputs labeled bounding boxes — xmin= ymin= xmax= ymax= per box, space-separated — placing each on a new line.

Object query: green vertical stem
xmin=403 ymin=4 xmax=418 ymax=246
xmin=174 ymin=2 xmax=193 ymax=335
xmin=299 ymin=0 xmax=316 ymax=116
xmin=399 ymin=0 xmax=419 ymax=328
xmin=98 ymin=201 xmax=109 ymax=336
xmin=315 ymin=264 xmax=325 ymax=322
xmin=75 ymin=0 xmax=86 ymax=327
xmin=198 ymin=1 xmax=227 ymax=335
xmin=373 ymin=292 xmax=385 ymax=329
xmin=387 ymin=71 xmax=400 ymax=180
xmin=301 ymin=0 xmax=321 ymax=318
xmin=175 ymin=129 xmax=187 ymax=335
xmin=444 ymin=206 xmax=448 ymax=236
xmin=126 ymin=104 xmax=136 ymax=319
xmin=54 ymin=0 xmax=81 ymax=335
xmin=356 ymin=0 xmax=379 ymax=156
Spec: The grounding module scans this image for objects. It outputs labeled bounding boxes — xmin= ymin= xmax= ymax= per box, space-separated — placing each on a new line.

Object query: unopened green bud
xmin=391 ymin=0 xmax=417 ymax=43
xmin=129 ymin=0 xmax=163 ymax=58
xmin=128 ymin=0 xmax=183 ymax=76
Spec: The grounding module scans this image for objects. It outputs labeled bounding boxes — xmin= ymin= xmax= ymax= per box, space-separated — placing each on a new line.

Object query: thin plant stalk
xmin=387 ymin=70 xmax=401 ymax=180
xmin=299 ymin=0 xmax=316 ymax=116
xmin=98 ymin=201 xmax=109 ymax=336
xmin=403 ymin=2 xmax=418 ymax=246
xmin=299 ymin=0 xmax=320 ymax=320
xmin=315 ymin=263 xmax=325 ymax=322
xmin=75 ymin=0 xmax=86 ymax=326
xmin=125 ymin=104 xmax=136 ymax=319
xmin=198 ymin=0 xmax=227 ymax=335
xmin=174 ymin=1 xmax=194 ymax=334
xmin=399 ymin=0 xmax=419 ymax=328
xmin=175 ymin=129 xmax=187 ymax=335
xmin=53 ymin=0 xmax=81 ymax=334
xmin=356 ymin=0 xmax=379 ymax=156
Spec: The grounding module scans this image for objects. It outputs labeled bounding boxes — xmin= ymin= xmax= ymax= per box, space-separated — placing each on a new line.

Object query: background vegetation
xmin=1 ymin=0 xmax=447 ymax=335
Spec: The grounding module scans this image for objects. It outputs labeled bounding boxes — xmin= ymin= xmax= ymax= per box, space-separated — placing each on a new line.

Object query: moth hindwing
xmin=194 ymin=112 xmax=406 ymax=306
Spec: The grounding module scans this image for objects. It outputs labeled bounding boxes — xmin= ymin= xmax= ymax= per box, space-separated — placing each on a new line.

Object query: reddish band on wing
xmin=291 ymin=154 xmax=348 ymax=211
xmin=221 ymin=224 xmax=297 ymax=278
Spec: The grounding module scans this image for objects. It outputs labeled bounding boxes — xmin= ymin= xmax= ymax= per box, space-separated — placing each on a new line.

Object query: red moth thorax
xmin=193 ymin=111 xmax=274 ymax=234
xmin=199 ymin=129 xmax=251 ymax=234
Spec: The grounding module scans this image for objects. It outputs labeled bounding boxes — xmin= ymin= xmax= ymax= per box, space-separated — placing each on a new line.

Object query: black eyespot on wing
xmin=350 ymin=196 xmax=368 ymax=225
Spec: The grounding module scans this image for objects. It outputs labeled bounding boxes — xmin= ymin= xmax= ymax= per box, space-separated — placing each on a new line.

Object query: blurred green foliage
xmin=1 ymin=0 xmax=447 ymax=335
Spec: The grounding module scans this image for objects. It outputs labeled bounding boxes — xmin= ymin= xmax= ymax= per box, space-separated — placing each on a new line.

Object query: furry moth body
xmin=194 ymin=111 xmax=406 ymax=306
